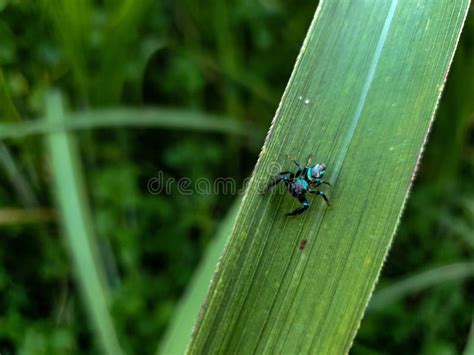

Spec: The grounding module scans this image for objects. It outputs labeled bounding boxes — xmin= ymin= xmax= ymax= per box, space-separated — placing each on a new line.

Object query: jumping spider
xmin=264 ymin=158 xmax=331 ymax=216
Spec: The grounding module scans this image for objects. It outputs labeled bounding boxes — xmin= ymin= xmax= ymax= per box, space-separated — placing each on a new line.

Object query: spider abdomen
xmin=288 ymin=178 xmax=309 ymax=197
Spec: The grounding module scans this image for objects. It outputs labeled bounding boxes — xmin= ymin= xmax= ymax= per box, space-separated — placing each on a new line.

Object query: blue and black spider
xmin=264 ymin=159 xmax=331 ymax=216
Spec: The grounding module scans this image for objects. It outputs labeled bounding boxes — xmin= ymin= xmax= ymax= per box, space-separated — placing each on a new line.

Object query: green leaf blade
xmin=188 ymin=1 xmax=471 ymax=354
xmin=0 ymin=107 xmax=255 ymax=140
xmin=45 ymin=92 xmax=124 ymax=355
xmin=369 ymin=262 xmax=474 ymax=311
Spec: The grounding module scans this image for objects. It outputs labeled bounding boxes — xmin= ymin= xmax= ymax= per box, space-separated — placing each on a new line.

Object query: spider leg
xmin=283 ymin=155 xmax=304 ymax=176
xmin=321 ymin=180 xmax=331 ymax=186
xmin=293 ymin=160 xmax=304 ymax=170
xmin=289 ymin=160 xmax=306 ymax=178
xmin=311 ymin=179 xmax=331 ymax=188
xmin=264 ymin=172 xmax=293 ymax=192
xmin=309 ymin=190 xmax=331 ymax=206
xmin=287 ymin=195 xmax=310 ymax=216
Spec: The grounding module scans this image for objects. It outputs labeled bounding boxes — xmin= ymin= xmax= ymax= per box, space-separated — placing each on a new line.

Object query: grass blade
xmin=0 ymin=68 xmax=22 ymax=122
xmin=464 ymin=318 xmax=474 ymax=355
xmin=0 ymin=143 xmax=39 ymax=207
xmin=369 ymin=262 xmax=474 ymax=311
xmin=188 ymin=1 xmax=471 ymax=353
xmin=158 ymin=200 xmax=240 ymax=355
xmin=45 ymin=91 xmax=123 ymax=355
xmin=0 ymin=68 xmax=39 ymax=207
xmin=0 ymin=108 xmax=256 ymax=140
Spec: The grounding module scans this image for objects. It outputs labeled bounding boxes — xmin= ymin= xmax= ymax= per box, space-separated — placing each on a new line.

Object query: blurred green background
xmin=0 ymin=1 xmax=472 ymax=354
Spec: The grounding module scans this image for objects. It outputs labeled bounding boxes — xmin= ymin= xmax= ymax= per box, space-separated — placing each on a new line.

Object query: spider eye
xmin=311 ymin=165 xmax=321 ymax=178
xmin=311 ymin=163 xmax=326 ymax=179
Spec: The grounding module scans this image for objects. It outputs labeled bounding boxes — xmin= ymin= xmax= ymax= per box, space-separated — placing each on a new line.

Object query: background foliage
xmin=0 ymin=1 xmax=472 ymax=354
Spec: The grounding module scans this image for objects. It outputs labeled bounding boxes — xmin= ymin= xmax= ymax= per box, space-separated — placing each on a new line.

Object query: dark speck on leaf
xmin=299 ymin=239 xmax=307 ymax=251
